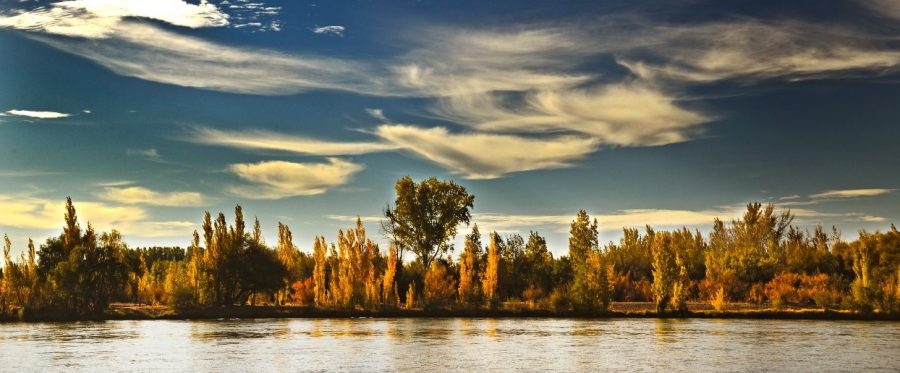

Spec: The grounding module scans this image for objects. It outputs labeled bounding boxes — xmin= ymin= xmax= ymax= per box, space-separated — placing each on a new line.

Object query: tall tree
xmin=651 ymin=232 xmax=677 ymax=313
xmin=458 ymin=224 xmax=482 ymax=304
xmin=568 ymin=210 xmax=598 ymax=268
xmin=383 ymin=176 xmax=474 ymax=268
xmin=313 ymin=236 xmax=328 ymax=308
xmin=482 ymin=232 xmax=501 ymax=308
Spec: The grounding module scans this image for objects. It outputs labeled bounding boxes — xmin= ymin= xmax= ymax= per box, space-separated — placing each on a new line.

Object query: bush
xmin=549 ymin=288 xmax=569 ymax=312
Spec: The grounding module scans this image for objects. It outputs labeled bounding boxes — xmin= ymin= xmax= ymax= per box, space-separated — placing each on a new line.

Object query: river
xmin=1 ymin=318 xmax=898 ymax=372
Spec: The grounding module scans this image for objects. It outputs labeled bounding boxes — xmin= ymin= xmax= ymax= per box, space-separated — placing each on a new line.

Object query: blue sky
xmin=1 ymin=0 xmax=898 ymax=257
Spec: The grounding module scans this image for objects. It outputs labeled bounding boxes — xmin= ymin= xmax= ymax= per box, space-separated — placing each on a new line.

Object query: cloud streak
xmin=0 ymin=193 xmax=193 ymax=238
xmin=810 ymin=188 xmax=896 ymax=199
xmin=186 ymin=126 xmax=399 ymax=155
xmin=3 ymin=109 xmax=71 ymax=119
xmin=227 ymin=158 xmax=364 ymax=199
xmin=375 ymin=124 xmax=600 ymax=179
xmin=313 ymin=25 xmax=345 ymax=36
xmin=98 ymin=186 xmax=206 ymax=206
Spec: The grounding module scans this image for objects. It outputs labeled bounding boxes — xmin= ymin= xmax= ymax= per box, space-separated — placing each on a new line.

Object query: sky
xmin=0 ymin=0 xmax=899 ymax=257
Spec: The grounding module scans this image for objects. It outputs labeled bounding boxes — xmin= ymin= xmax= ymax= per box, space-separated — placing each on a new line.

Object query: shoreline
xmin=4 ymin=304 xmax=898 ymax=322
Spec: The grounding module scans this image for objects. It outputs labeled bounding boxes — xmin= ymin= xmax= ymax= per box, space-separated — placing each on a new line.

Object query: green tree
xmin=383 ymin=176 xmax=474 ymax=268
xmin=651 ymin=232 xmax=676 ymax=313
xmin=568 ymin=210 xmax=598 ymax=268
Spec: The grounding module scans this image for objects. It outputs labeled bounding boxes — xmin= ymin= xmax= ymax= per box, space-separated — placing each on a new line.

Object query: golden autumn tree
xmin=313 ymin=236 xmax=328 ymax=308
xmin=424 ymin=260 xmax=457 ymax=309
xmin=382 ymin=243 xmax=399 ymax=307
xmin=482 ymin=232 xmax=501 ymax=308
xmin=458 ymin=224 xmax=482 ymax=305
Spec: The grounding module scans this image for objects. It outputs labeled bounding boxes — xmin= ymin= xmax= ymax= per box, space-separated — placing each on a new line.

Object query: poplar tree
xmin=458 ymin=224 xmax=482 ymax=304
xmin=482 ymin=232 xmax=501 ymax=308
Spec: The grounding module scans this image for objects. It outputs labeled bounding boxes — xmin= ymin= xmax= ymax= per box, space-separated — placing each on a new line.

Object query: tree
xmin=570 ymin=251 xmax=613 ymax=312
xmin=383 ymin=176 xmax=474 ymax=268
xmin=568 ymin=210 xmax=598 ymax=268
xmin=423 ymin=260 xmax=457 ymax=310
xmin=382 ymin=243 xmax=399 ymax=307
xmin=851 ymin=242 xmax=876 ymax=312
xmin=651 ymin=232 xmax=676 ymax=313
xmin=458 ymin=224 xmax=482 ymax=305
xmin=671 ymin=254 xmax=689 ymax=312
xmin=482 ymin=232 xmax=501 ymax=308
xmin=313 ymin=236 xmax=328 ymax=308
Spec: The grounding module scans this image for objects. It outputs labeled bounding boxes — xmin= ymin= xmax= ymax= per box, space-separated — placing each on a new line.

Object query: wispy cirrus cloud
xmin=472 ymin=207 xmax=744 ymax=234
xmin=3 ymin=109 xmax=71 ymax=119
xmin=186 ymin=124 xmax=598 ymax=179
xmin=27 ymin=21 xmax=392 ymax=96
xmin=374 ymin=124 xmax=600 ymax=179
xmin=617 ymin=19 xmax=900 ymax=83
xmin=365 ymin=108 xmax=389 ymax=122
xmin=97 ymin=186 xmax=206 ymax=206
xmin=186 ymin=126 xmax=399 ymax=155
xmin=126 ymin=147 xmax=161 ymax=160
xmin=433 ymin=84 xmax=709 ymax=146
xmin=810 ymin=188 xmax=896 ymax=199
xmin=227 ymin=158 xmax=364 ymax=199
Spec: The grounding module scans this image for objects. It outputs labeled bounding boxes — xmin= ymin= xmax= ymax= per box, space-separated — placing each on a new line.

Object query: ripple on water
xmin=1 ymin=318 xmax=898 ymax=372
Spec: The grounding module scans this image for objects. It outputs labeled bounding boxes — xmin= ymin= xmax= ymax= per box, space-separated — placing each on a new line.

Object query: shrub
xmin=549 ymin=287 xmax=569 ymax=312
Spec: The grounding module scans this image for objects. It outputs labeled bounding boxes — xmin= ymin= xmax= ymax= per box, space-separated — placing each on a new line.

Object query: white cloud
xmin=126 ymin=147 xmax=161 ymax=159
xmin=313 ymin=25 xmax=345 ymax=36
xmin=392 ymin=27 xmax=593 ymax=97
xmin=473 ymin=207 xmax=743 ymax=234
xmin=434 ymin=84 xmax=709 ymax=146
xmin=4 ymin=109 xmax=71 ymax=119
xmin=0 ymin=0 xmax=228 ymax=38
xmin=365 ymin=108 xmax=389 ymax=122
xmin=22 ymin=22 xmax=391 ymax=96
xmin=859 ymin=215 xmax=887 ymax=222
xmin=97 ymin=186 xmax=206 ymax=206
xmin=617 ymin=19 xmax=900 ymax=83
xmin=326 ymin=215 xmax=383 ymax=224
xmin=0 ymin=170 xmax=62 ymax=177
xmin=810 ymin=188 xmax=896 ymax=199
xmin=186 ymin=126 xmax=399 ymax=155
xmin=227 ymin=158 xmax=364 ymax=199
xmin=0 ymin=193 xmax=196 ymax=239
xmin=94 ymin=180 xmax=135 ymax=187
xmin=375 ymin=124 xmax=600 ymax=179
xmin=860 ymin=0 xmax=900 ymax=20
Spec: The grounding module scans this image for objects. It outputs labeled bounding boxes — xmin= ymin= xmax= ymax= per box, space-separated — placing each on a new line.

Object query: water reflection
xmin=1 ymin=318 xmax=898 ymax=372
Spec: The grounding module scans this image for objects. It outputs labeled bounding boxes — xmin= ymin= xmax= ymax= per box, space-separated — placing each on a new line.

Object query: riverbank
xmin=4 ymin=302 xmax=898 ymax=322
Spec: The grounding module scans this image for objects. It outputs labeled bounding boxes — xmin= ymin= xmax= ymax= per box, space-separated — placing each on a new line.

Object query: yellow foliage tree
xmin=313 ymin=236 xmax=328 ymax=308
xmin=482 ymin=233 xmax=501 ymax=308
xmin=424 ymin=260 xmax=457 ymax=309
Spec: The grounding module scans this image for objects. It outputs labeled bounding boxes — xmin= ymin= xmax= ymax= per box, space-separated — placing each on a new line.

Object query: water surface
xmin=1 ymin=318 xmax=898 ymax=372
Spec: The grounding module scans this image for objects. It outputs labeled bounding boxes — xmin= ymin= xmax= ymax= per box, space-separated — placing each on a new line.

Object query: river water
xmin=1 ymin=318 xmax=898 ymax=372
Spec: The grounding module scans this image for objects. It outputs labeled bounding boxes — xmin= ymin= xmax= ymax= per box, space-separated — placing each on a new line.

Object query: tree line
xmin=1 ymin=176 xmax=898 ymax=318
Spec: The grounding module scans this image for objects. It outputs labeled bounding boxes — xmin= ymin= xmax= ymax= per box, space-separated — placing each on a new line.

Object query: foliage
xmin=710 ymin=287 xmax=728 ymax=312
xmin=383 ymin=176 xmax=474 ymax=268
xmin=423 ymin=260 xmax=457 ymax=309
xmin=2 ymin=179 xmax=898 ymax=319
